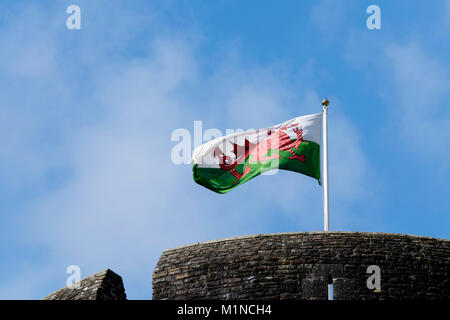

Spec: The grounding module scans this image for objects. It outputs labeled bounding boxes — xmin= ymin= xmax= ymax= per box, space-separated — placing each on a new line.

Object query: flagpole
xmin=322 ymin=98 xmax=331 ymax=300
xmin=321 ymin=98 xmax=330 ymax=232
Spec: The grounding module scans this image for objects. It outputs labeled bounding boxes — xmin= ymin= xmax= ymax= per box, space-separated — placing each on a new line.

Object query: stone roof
xmin=43 ymin=269 xmax=126 ymax=300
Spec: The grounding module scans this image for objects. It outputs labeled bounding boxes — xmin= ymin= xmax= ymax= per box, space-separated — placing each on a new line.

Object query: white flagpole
xmin=322 ymin=98 xmax=331 ymax=300
xmin=321 ymin=98 xmax=330 ymax=232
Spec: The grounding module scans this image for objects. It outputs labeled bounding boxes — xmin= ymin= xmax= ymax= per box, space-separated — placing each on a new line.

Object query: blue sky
xmin=0 ymin=0 xmax=449 ymax=299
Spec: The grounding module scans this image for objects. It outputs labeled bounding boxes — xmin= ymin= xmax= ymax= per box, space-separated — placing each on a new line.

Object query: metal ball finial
xmin=321 ymin=98 xmax=329 ymax=106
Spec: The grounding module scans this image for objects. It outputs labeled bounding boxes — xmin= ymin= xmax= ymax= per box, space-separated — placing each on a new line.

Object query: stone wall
xmin=152 ymin=232 xmax=450 ymax=300
xmin=43 ymin=269 xmax=127 ymax=300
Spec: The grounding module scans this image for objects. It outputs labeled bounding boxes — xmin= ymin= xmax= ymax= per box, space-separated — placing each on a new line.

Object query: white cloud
xmin=0 ymin=2 xmax=375 ymax=299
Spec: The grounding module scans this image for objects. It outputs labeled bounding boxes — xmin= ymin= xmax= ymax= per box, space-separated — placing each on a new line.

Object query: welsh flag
xmin=191 ymin=113 xmax=322 ymax=194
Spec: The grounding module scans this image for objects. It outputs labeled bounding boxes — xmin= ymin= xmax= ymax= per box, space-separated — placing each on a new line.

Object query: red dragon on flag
xmin=213 ymin=124 xmax=306 ymax=184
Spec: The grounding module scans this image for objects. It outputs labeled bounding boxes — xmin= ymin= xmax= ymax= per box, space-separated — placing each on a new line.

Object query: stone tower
xmin=152 ymin=232 xmax=450 ymax=300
